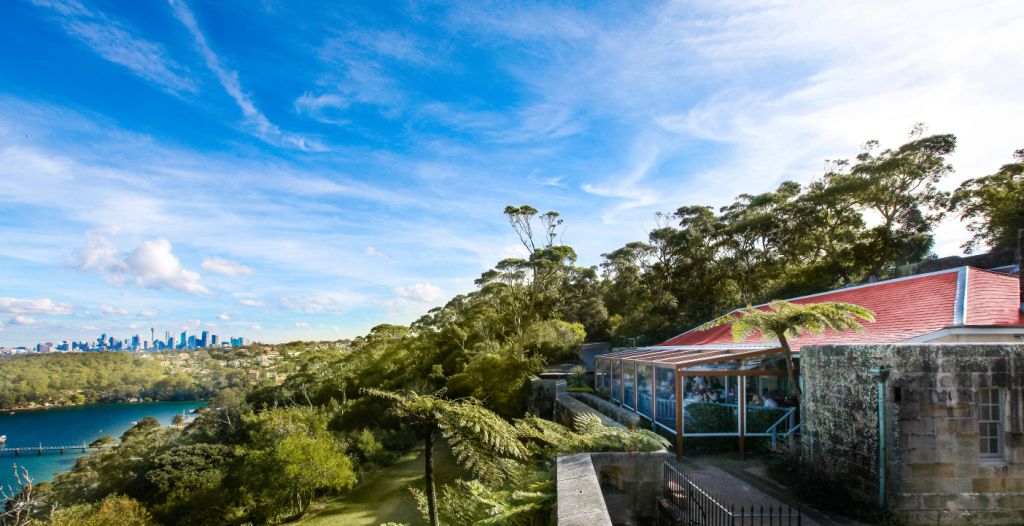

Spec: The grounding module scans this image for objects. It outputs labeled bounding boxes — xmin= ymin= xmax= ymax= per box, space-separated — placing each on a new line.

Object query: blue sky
xmin=1 ymin=0 xmax=1022 ymax=347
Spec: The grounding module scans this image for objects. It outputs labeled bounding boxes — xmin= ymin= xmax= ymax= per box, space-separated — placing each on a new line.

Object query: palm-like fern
xmin=699 ymin=300 xmax=875 ymax=401
xmin=362 ymin=388 xmax=529 ymax=526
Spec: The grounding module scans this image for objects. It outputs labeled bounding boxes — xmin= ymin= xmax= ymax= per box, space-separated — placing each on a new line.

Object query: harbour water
xmin=0 ymin=401 xmax=205 ymax=490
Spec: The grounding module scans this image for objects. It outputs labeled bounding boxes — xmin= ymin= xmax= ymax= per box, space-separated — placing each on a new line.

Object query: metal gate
xmin=661 ymin=463 xmax=801 ymax=526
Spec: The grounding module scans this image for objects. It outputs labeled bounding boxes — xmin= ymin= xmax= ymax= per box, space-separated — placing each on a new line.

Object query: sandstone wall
xmin=801 ymin=343 xmax=1024 ymax=525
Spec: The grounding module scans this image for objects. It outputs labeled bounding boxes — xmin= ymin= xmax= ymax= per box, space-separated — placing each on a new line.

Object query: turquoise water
xmin=0 ymin=401 xmax=205 ymax=490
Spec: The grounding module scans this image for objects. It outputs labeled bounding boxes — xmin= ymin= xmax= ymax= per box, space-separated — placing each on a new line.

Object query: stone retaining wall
xmin=570 ymin=392 xmax=643 ymax=429
xmin=554 ymin=391 xmax=625 ymax=429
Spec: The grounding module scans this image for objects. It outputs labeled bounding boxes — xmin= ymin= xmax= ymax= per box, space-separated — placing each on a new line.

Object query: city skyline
xmin=3 ymin=327 xmax=252 ymax=354
xmin=1 ymin=1 xmax=1022 ymax=346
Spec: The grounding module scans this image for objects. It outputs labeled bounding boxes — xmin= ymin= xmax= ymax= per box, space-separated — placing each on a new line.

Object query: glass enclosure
xmin=595 ymin=349 xmax=795 ymax=440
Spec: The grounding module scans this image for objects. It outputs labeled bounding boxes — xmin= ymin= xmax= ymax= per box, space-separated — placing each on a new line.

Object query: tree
xmin=362 ymin=388 xmax=529 ymax=526
xmin=846 ymin=125 xmax=956 ymax=274
xmin=949 ymin=148 xmax=1024 ymax=253
xmin=1 ymin=465 xmax=39 ymax=526
xmin=46 ymin=494 xmax=156 ymax=526
xmin=699 ymin=301 xmax=875 ymax=401
xmin=240 ymin=406 xmax=356 ymax=521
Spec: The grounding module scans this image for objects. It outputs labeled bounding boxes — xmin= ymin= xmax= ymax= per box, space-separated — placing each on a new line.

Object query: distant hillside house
xmin=595 ymin=266 xmax=1024 ymax=456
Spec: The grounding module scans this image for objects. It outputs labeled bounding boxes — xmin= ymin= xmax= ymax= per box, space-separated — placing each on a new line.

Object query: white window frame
xmin=979 ymin=387 xmax=1004 ymax=459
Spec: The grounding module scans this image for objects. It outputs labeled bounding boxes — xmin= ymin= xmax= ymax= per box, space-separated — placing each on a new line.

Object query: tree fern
xmin=699 ymin=300 xmax=875 ymax=399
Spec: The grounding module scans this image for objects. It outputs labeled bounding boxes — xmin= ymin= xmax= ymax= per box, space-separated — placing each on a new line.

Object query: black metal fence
xmin=662 ymin=463 xmax=801 ymax=526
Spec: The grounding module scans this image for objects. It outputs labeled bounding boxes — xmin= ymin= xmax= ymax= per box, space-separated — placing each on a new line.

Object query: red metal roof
xmin=657 ymin=267 xmax=1023 ymax=351
xmin=965 ymin=267 xmax=1024 ymax=326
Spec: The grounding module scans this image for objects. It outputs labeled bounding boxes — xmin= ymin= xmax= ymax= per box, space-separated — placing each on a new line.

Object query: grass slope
xmin=298 ymin=443 xmax=462 ymax=526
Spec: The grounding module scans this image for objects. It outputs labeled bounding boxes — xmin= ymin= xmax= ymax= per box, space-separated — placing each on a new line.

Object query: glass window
xmin=611 ymin=361 xmax=621 ymax=402
xmin=655 ymin=367 xmax=676 ymax=430
xmin=623 ymin=363 xmax=636 ymax=409
xmin=979 ymin=388 xmax=1003 ymax=458
xmin=637 ymin=365 xmax=652 ymax=418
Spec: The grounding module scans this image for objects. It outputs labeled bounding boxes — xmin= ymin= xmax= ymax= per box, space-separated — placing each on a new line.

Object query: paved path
xmin=675 ymin=456 xmax=865 ymax=526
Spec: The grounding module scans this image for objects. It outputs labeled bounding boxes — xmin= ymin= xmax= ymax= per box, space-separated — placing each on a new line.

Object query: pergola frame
xmin=594 ymin=344 xmax=789 ymax=458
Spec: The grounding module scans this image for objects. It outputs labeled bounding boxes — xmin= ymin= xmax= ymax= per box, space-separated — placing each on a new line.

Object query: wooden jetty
xmin=0 ymin=444 xmax=116 ymax=456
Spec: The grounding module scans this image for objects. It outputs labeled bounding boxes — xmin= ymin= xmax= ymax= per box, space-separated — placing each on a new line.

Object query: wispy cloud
xmin=167 ymin=0 xmax=323 ymax=151
xmin=201 ymin=257 xmax=254 ymax=277
xmin=0 ymin=297 xmax=74 ymax=316
xmin=30 ymin=0 xmax=196 ymax=94
xmin=395 ymin=283 xmax=443 ymax=303
xmin=100 ymin=305 xmax=129 ymax=315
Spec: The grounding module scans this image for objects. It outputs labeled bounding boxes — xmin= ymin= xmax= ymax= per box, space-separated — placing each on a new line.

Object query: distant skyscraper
xmin=180 ymin=331 xmax=187 ymax=350
xmin=201 ymin=331 xmax=208 ymax=348
xmin=211 ymin=335 xmax=218 ymax=347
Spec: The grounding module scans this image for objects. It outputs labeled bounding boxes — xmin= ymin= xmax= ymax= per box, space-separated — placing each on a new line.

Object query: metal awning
xmin=597 ymin=344 xmax=782 ymax=371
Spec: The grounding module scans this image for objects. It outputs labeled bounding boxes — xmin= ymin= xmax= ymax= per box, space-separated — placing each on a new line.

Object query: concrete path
xmin=675 ymin=457 xmax=865 ymax=526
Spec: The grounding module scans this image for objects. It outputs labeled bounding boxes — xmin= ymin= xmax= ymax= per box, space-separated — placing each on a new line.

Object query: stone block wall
xmin=801 ymin=343 xmax=1024 ymax=525
xmin=570 ymin=392 xmax=643 ymax=429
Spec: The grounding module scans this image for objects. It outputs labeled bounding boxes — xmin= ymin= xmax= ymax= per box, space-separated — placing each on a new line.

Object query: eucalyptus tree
xmin=949 ymin=148 xmax=1024 ymax=253
xmin=846 ymin=124 xmax=956 ymax=275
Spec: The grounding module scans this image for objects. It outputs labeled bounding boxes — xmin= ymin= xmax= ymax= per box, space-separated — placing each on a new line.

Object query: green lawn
xmin=297 ymin=443 xmax=462 ymax=526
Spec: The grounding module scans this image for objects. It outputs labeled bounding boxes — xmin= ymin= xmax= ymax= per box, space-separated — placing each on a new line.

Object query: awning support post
xmin=674 ymin=368 xmax=684 ymax=459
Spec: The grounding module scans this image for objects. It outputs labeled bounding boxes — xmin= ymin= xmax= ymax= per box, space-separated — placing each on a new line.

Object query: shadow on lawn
xmin=297 ymin=442 xmax=463 ymax=526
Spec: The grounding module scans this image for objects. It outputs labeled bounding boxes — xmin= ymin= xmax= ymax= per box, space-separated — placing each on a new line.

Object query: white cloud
xmin=139 ymin=309 xmax=159 ymax=317
xmin=0 ymin=297 xmax=73 ymax=316
xmin=8 ymin=315 xmax=39 ymax=326
xmin=75 ymin=230 xmax=210 ymax=295
xmin=238 ymin=298 xmax=267 ymax=308
xmin=250 ymin=323 xmax=262 ymax=331
xmin=280 ymin=293 xmax=363 ymax=313
xmin=100 ymin=305 xmax=129 ymax=315
xmin=365 ymin=246 xmax=385 ymax=258
xmin=201 ymin=257 xmax=254 ymax=277
xmin=295 ymin=321 xmax=310 ymax=328
xmin=395 ymin=283 xmax=444 ymax=303
xmin=29 ymin=0 xmax=196 ymax=95
xmin=123 ymin=238 xmax=208 ymax=294
xmin=217 ymin=313 xmax=230 ymax=320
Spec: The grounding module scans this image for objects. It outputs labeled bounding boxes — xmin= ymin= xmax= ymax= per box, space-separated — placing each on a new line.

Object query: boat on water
xmin=0 ymin=435 xmax=6 ymax=445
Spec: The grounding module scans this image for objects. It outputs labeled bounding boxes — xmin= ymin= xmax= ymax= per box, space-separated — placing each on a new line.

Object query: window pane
xmin=978 ymin=388 xmax=1002 ymax=457
xmin=654 ymin=367 xmax=676 ymax=430
xmin=623 ymin=364 xmax=635 ymax=409
xmin=637 ymin=365 xmax=652 ymax=418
